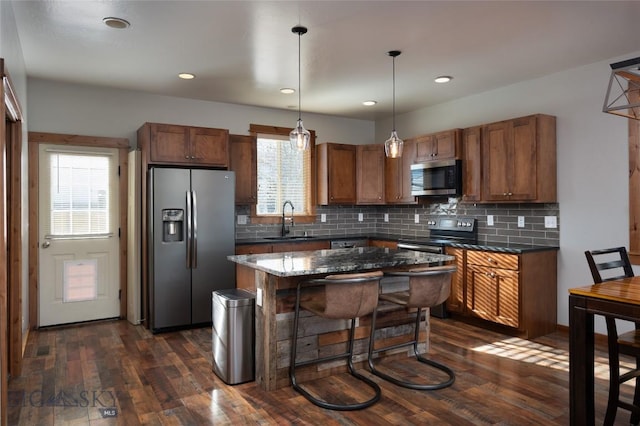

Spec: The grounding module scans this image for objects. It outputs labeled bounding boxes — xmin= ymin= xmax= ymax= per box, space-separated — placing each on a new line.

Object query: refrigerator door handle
xmin=186 ymin=190 xmax=192 ymax=268
xmin=192 ymin=189 xmax=198 ymax=268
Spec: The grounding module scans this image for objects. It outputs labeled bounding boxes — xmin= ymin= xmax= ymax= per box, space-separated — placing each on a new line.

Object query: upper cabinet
xmin=138 ymin=122 xmax=229 ymax=167
xmin=414 ymin=129 xmax=462 ymax=162
xmin=461 ymin=126 xmax=482 ymax=202
xmin=317 ymin=143 xmax=357 ymax=205
xmin=229 ymin=134 xmax=257 ymax=205
xmin=385 ymin=139 xmax=417 ymax=204
xmin=481 ymin=114 xmax=556 ymax=202
xmin=357 ymin=144 xmax=385 ymax=204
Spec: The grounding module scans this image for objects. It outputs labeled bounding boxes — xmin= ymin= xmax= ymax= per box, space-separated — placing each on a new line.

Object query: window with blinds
xmin=48 ymin=152 xmax=111 ymax=237
xmin=256 ymin=133 xmax=312 ymax=216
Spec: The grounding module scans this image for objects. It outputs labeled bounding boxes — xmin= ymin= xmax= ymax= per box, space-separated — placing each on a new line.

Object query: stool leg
xmin=368 ymin=306 xmax=454 ymax=390
xmin=290 ymin=284 xmax=381 ymax=411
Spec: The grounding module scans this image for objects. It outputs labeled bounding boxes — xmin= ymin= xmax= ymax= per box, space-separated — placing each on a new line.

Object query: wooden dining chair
xmin=585 ymin=247 xmax=640 ymax=425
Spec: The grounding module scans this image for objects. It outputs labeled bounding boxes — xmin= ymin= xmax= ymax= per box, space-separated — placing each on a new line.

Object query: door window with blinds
xmin=46 ymin=150 xmax=113 ymax=238
xmin=255 ymin=132 xmax=313 ymax=216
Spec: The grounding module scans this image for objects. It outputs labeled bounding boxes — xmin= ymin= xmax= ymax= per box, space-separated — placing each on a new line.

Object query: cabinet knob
xmin=508 ymin=192 xmax=513 ymax=196
xmin=486 ymin=257 xmax=496 ymax=264
xmin=191 ymin=156 xmax=195 ymax=159
xmin=185 ymin=155 xmax=189 ymax=159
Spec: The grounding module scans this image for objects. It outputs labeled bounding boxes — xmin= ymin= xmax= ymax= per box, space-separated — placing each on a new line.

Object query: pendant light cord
xmin=298 ymin=31 xmax=302 ymax=121
xmin=392 ymin=54 xmax=396 ymax=132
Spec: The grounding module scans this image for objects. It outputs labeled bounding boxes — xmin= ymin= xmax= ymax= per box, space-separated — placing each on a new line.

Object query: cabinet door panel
xmin=230 ymin=134 xmax=257 ymax=204
xmin=445 ymin=247 xmax=465 ymax=313
xmin=482 ymin=121 xmax=510 ymax=200
xmin=433 ymin=131 xmax=457 ymax=159
xmin=189 ymin=127 xmax=229 ymax=166
xmin=150 ymin=124 xmax=190 ymax=164
xmin=328 ymin=144 xmax=357 ymax=203
xmin=414 ymin=135 xmax=435 ymax=162
xmin=462 ymin=126 xmax=482 ymax=202
xmin=509 ymin=117 xmax=537 ymax=200
xmin=357 ymin=144 xmax=385 ymax=204
xmin=466 ymin=265 xmax=519 ymax=328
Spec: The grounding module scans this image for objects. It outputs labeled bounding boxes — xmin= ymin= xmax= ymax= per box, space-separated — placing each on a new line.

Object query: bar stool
xmin=290 ymin=270 xmax=383 ymax=411
xmin=368 ymin=264 xmax=456 ymax=390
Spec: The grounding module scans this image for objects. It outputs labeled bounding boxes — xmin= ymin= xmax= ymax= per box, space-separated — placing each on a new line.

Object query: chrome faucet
xmin=281 ymin=200 xmax=295 ymax=237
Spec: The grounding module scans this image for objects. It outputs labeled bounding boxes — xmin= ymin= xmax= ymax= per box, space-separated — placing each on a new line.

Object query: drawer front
xmin=467 ymin=250 xmax=519 ymax=270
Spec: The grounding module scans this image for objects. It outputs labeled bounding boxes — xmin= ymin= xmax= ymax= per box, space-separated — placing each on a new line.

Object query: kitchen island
xmin=227 ymin=246 xmax=454 ymax=391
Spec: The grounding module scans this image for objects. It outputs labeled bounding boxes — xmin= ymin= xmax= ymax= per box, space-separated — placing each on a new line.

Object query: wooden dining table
xmin=569 ymin=276 xmax=640 ymax=425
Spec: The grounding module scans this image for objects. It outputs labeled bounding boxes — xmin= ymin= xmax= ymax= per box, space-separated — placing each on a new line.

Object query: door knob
xmin=42 ymin=241 xmax=50 ymax=249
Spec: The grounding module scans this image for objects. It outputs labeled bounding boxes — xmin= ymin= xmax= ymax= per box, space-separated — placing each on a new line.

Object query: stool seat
xmin=368 ymin=264 xmax=456 ymax=391
xmin=290 ymin=270 xmax=383 ymax=411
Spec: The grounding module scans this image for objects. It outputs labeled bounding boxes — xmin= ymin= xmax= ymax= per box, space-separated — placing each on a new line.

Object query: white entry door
xmin=38 ymin=144 xmax=120 ymax=327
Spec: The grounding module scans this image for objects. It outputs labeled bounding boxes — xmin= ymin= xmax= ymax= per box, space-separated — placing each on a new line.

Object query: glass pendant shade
xmin=384 ymin=130 xmax=404 ymax=158
xmin=290 ymin=119 xmax=311 ymax=150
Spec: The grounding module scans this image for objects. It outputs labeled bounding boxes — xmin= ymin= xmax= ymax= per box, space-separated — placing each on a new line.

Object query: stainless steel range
xmin=397 ymin=217 xmax=478 ymax=318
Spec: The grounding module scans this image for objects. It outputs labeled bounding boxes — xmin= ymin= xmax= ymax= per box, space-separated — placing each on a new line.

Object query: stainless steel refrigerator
xmin=148 ymin=167 xmax=235 ymax=332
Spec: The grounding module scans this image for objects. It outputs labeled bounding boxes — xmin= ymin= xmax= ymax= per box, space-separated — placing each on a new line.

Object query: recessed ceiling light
xmin=362 ymin=100 xmax=377 ymax=106
xmin=178 ymin=73 xmax=195 ymax=80
xmin=434 ymin=76 xmax=453 ymax=83
xmin=280 ymin=88 xmax=295 ymax=94
xmin=102 ymin=17 xmax=130 ymax=29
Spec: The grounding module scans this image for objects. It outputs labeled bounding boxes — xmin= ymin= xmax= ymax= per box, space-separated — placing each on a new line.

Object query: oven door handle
xmin=397 ymin=243 xmax=444 ymax=254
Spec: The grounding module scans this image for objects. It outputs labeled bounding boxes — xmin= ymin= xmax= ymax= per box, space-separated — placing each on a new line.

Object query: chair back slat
xmin=585 ymin=247 xmax=634 ymax=284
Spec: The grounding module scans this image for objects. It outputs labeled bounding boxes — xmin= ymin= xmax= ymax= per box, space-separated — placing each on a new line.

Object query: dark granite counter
xmin=227 ymin=247 xmax=453 ymax=277
xmin=235 ymin=234 xmax=558 ymax=254
xmin=447 ymin=241 xmax=559 ymax=254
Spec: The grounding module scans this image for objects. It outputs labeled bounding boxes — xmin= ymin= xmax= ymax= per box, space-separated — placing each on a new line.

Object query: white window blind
xmin=256 ymin=134 xmax=311 ymax=215
xmin=47 ymin=152 xmax=111 ymax=238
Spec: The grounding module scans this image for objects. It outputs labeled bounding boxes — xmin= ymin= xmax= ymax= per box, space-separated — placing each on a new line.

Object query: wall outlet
xmin=487 ymin=215 xmax=494 ymax=226
xmin=358 ymin=213 xmax=363 ymax=222
xmin=384 ymin=213 xmax=389 ymax=222
xmin=321 ymin=213 xmax=326 ymax=223
xmin=414 ymin=214 xmax=420 ymax=224
xmin=256 ymin=288 xmax=263 ymax=307
xmin=518 ymin=216 xmax=525 ymax=228
xmin=237 ymin=214 xmax=247 ymax=225
xmin=544 ymin=216 xmax=558 ymax=228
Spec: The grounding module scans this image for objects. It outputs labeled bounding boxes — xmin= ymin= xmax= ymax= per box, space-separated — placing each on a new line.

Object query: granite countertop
xmin=227 ymin=247 xmax=454 ymax=277
xmin=235 ymin=234 xmax=558 ymax=254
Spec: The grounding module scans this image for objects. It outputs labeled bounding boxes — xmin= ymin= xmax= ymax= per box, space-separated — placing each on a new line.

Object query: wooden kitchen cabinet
xmin=317 ymin=143 xmax=357 ymax=205
xmin=461 ymin=126 xmax=482 ymax=202
xmin=357 ymin=144 xmax=385 ymax=204
xmin=445 ymin=247 xmax=465 ymax=313
xmin=230 ymin=134 xmax=257 ymax=204
xmin=414 ymin=129 xmax=462 ymax=162
xmin=466 ymin=251 xmax=520 ymax=328
xmin=139 ymin=122 xmax=229 ymax=167
xmin=460 ymin=248 xmax=557 ymax=339
xmin=384 ymin=139 xmax=416 ymax=204
xmin=481 ymin=114 xmax=556 ymax=202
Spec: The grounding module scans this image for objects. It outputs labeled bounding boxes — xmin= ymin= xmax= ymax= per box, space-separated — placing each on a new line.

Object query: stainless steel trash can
xmin=212 ymin=289 xmax=255 ymax=385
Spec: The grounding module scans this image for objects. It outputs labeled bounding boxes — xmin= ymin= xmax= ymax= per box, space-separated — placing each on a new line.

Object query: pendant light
xmin=290 ymin=26 xmax=311 ymax=150
xmin=384 ymin=50 xmax=403 ymax=158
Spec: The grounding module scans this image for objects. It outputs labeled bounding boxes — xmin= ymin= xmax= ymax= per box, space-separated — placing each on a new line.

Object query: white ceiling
xmin=10 ymin=1 xmax=640 ymax=121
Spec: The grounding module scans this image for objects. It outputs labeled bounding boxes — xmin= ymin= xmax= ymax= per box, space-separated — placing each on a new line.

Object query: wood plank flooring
xmin=6 ymin=317 xmax=635 ymax=425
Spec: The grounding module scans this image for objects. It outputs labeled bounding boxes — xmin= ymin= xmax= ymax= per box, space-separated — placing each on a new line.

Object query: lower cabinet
xmin=446 ymin=247 xmax=557 ymax=339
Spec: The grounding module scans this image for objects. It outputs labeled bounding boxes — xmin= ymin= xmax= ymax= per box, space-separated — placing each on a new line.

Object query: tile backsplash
xmin=235 ymin=199 xmax=560 ymax=247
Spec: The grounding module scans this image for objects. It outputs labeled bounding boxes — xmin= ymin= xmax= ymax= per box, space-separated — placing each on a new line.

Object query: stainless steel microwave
xmin=410 ymin=159 xmax=462 ymax=196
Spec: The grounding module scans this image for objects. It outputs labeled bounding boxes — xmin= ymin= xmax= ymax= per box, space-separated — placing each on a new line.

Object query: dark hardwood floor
xmin=6 ymin=317 xmax=634 ymax=425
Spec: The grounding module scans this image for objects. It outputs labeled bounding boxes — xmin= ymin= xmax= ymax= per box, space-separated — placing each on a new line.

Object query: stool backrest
xmin=403 ymin=265 xmax=456 ymax=308
xmin=321 ymin=271 xmax=382 ymax=319
xmin=585 ymin=247 xmax=634 ymax=284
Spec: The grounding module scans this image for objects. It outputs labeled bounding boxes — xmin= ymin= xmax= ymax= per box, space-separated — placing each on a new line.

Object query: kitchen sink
xmin=263 ymin=236 xmax=317 ymax=241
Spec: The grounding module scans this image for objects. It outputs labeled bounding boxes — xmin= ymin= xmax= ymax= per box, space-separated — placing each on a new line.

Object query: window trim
xmin=249 ymin=123 xmax=317 ymax=224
